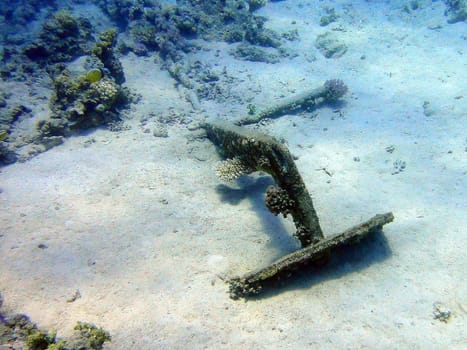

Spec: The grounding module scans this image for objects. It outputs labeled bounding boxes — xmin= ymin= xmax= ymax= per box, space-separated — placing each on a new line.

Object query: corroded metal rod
xmin=202 ymin=121 xmax=324 ymax=246
xmin=228 ymin=212 xmax=394 ymax=299
xmin=201 ymin=121 xmax=394 ymax=299
xmin=235 ymin=79 xmax=348 ymax=125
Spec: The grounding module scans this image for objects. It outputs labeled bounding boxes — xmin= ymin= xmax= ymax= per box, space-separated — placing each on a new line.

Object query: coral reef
xmin=0 ymin=10 xmax=94 ymax=81
xmin=231 ymin=43 xmax=280 ymax=63
xmin=26 ymin=329 xmax=66 ymax=350
xmin=38 ymin=69 xmax=129 ymax=137
xmin=91 ymin=0 xmax=285 ymax=107
xmin=97 ymin=0 xmax=192 ymax=60
xmin=243 ymin=17 xmax=281 ymax=48
xmin=0 ymin=0 xmax=56 ymax=31
xmin=70 ymin=322 xmax=111 ymax=350
xmin=0 ymin=102 xmax=33 ymax=164
xmin=444 ymin=0 xmax=467 ymax=23
xmin=92 ymin=29 xmax=125 ymax=84
xmin=0 ymin=10 xmax=134 ymax=165
xmin=247 ymin=0 xmax=268 ymax=12
xmin=96 ymin=0 xmax=154 ymax=27
xmin=0 ymin=298 xmax=111 ymax=350
xmin=93 ymin=0 xmax=282 ymax=62
xmin=24 ymin=11 xmax=94 ymax=65
xmin=29 ymin=25 xmax=131 ymax=139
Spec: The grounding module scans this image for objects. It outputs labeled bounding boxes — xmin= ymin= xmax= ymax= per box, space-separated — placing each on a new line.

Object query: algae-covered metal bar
xmin=228 ymin=212 xmax=394 ymax=299
xmin=235 ymin=79 xmax=348 ymax=125
xmin=201 ymin=121 xmax=324 ymax=246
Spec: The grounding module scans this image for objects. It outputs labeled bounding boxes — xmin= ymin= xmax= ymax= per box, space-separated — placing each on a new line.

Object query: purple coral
xmin=324 ymin=79 xmax=348 ymax=101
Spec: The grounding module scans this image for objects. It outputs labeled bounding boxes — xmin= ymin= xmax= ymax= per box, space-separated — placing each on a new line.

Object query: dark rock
xmin=93 ymin=29 xmax=125 ymax=84
xmin=244 ymin=17 xmax=281 ymax=47
xmin=38 ymin=69 xmax=131 ymax=138
xmin=41 ymin=136 xmax=64 ymax=151
xmin=0 ymin=0 xmax=55 ymax=30
xmin=444 ymin=0 xmax=467 ymax=23
xmin=323 ymin=79 xmax=348 ymax=101
xmin=320 ymin=7 xmax=339 ymax=26
xmin=315 ymin=31 xmax=347 ymax=58
xmin=231 ymin=43 xmax=280 ymax=63
xmin=24 ymin=11 xmax=94 ymax=65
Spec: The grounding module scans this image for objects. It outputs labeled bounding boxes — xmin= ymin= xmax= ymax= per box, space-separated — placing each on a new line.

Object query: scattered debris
xmin=433 ymin=302 xmax=452 ymax=323
xmin=66 ymin=289 xmax=82 ymax=303
xmin=320 ymin=7 xmax=339 ymax=27
xmin=316 ymin=167 xmax=333 ymax=177
xmin=392 ymin=159 xmax=406 ymax=175
xmin=423 ymin=100 xmax=436 ymax=116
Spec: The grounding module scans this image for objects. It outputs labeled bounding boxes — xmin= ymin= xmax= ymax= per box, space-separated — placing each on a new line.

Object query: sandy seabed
xmin=1 ymin=1 xmax=466 ymax=349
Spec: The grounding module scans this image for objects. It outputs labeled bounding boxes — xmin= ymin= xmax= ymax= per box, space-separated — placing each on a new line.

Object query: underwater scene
xmin=0 ymin=0 xmax=466 ymax=349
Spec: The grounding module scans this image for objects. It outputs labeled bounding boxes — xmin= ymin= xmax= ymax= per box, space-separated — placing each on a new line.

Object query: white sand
xmin=1 ymin=1 xmax=466 ymax=349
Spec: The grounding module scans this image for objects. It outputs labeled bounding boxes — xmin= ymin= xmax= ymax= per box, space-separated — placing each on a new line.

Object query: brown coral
xmin=265 ymin=185 xmax=295 ymax=218
xmin=324 ymin=79 xmax=348 ymax=101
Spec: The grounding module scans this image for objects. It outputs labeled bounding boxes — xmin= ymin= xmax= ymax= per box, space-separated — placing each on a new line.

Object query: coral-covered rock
xmin=0 ymin=0 xmax=55 ymax=30
xmin=231 ymin=44 xmax=280 ymax=63
xmin=444 ymin=0 xmax=467 ymax=23
xmin=247 ymin=0 xmax=268 ymax=12
xmin=38 ymin=69 xmax=130 ymax=137
xmin=315 ymin=31 xmax=347 ymax=58
xmin=24 ymin=11 xmax=94 ymax=64
xmin=93 ymin=29 xmax=125 ymax=84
